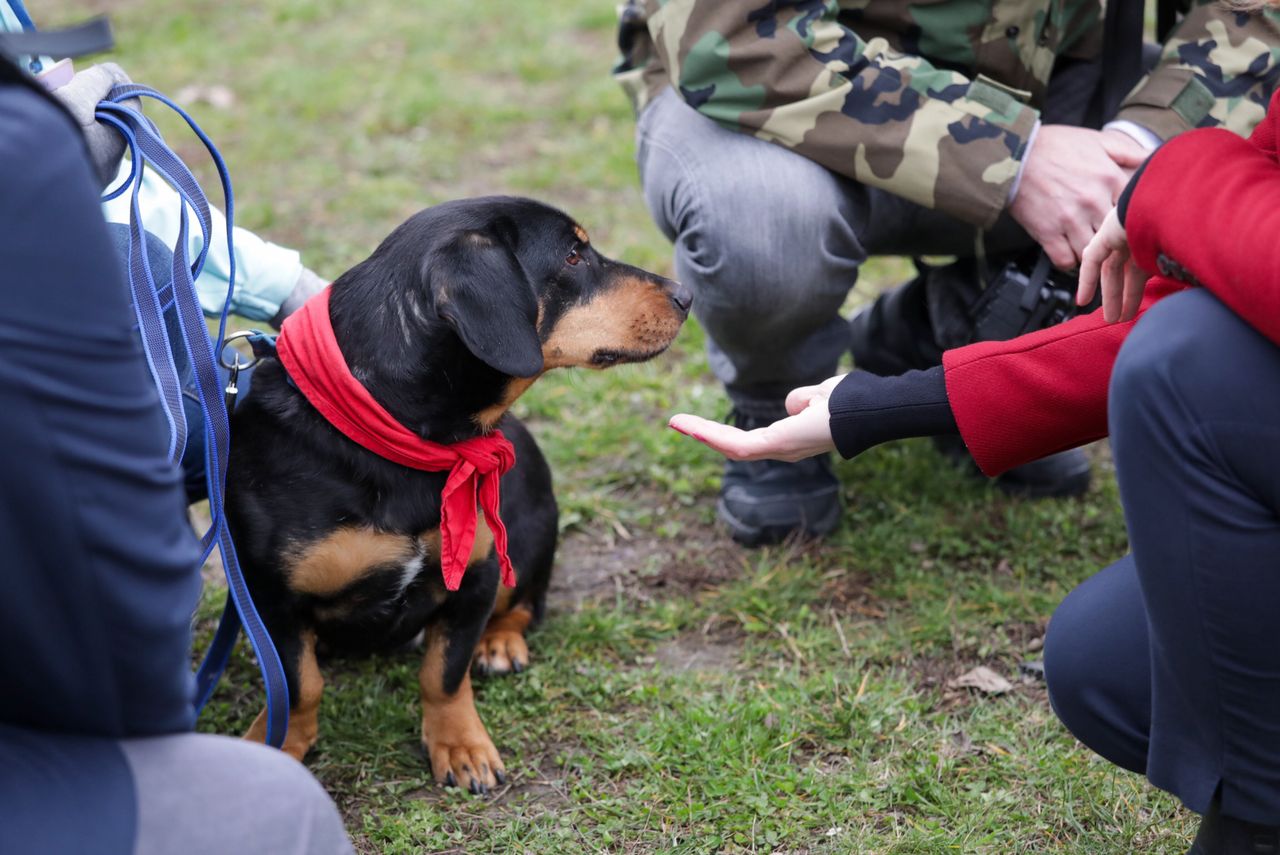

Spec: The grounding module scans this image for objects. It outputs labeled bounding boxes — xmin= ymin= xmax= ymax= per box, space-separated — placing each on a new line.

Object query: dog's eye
xmin=565 ymin=245 xmax=583 ymax=267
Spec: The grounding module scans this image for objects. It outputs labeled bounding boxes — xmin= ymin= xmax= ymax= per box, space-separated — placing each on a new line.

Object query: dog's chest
xmin=395 ymin=551 xmax=428 ymax=595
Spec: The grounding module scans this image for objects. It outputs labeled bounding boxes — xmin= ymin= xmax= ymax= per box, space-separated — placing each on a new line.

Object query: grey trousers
xmin=635 ymin=87 xmax=1024 ymax=415
xmin=123 ymin=733 xmax=352 ymax=855
xmin=0 ymin=727 xmax=353 ymax=855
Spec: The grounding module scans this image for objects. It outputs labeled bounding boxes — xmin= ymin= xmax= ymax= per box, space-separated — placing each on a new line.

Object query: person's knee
xmin=125 ymin=734 xmax=352 ymax=855
xmin=689 ymin=180 xmax=858 ymax=303
xmin=1044 ymin=579 xmax=1103 ymax=745
xmin=1110 ymin=289 xmax=1229 ymax=437
xmin=1043 ymin=560 xmax=1150 ymax=775
xmin=230 ymin=742 xmax=348 ymax=847
xmin=638 ymin=105 xmax=862 ymax=312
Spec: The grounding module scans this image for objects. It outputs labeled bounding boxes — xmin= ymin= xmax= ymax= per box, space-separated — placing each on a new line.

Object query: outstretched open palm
xmin=669 ymin=375 xmax=843 ymax=462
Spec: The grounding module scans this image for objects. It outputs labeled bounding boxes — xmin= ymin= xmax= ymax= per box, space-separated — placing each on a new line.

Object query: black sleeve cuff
xmin=1116 ymin=153 xmax=1152 ymax=228
xmin=827 ymin=366 xmax=958 ymax=459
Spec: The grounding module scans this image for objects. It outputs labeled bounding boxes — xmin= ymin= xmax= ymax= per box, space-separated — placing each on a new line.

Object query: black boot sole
xmin=994 ymin=464 xmax=1092 ymax=499
xmin=932 ymin=435 xmax=1092 ymax=500
xmin=716 ymin=495 xmax=842 ymax=547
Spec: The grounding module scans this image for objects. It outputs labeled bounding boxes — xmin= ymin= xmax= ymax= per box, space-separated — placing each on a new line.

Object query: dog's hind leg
xmin=244 ymin=629 xmax=324 ymax=762
xmin=473 ymin=587 xmax=534 ymax=676
xmin=475 ymin=441 xmax=557 ymax=679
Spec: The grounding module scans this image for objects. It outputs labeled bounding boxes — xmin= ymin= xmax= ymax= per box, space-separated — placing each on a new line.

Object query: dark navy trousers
xmin=1045 ymin=287 xmax=1280 ymax=824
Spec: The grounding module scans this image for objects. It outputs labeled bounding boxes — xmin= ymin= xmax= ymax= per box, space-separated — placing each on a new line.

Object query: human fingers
xmin=1077 ymin=232 xmax=1107 ymax=307
xmin=668 ymin=414 xmax=778 ymax=461
xmin=1095 ymin=207 xmax=1128 ymax=250
xmin=1119 ymin=259 xmax=1147 ymax=323
xmin=1041 ymin=230 xmax=1078 ymax=271
xmin=1099 ymin=130 xmax=1149 ymax=170
xmin=668 ymin=408 xmax=833 ymax=462
xmin=1066 ymin=169 xmax=1124 ymax=270
xmin=784 ymin=374 xmax=847 ymax=415
xmin=785 ymin=383 xmax=824 ymax=416
xmin=1100 ymin=251 xmax=1128 ymax=323
xmin=1063 ymin=215 xmax=1099 ymax=271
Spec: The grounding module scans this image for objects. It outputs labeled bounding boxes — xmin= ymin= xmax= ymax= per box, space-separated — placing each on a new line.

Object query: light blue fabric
xmin=101 ymin=164 xmax=302 ymax=321
xmin=2 ymin=0 xmax=303 ymax=322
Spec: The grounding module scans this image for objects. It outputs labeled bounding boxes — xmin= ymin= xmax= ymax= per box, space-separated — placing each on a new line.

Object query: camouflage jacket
xmin=614 ymin=0 xmax=1280 ymax=227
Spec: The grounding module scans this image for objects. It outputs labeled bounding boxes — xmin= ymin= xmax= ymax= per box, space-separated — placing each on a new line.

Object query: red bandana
xmin=275 ymin=288 xmax=517 ymax=591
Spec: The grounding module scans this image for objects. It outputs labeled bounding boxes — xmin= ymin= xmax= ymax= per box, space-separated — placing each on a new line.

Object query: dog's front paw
xmin=472 ymin=628 xmax=530 ymax=677
xmin=421 ymin=707 xmax=506 ymax=795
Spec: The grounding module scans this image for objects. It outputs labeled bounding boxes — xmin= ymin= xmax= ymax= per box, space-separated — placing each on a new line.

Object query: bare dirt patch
xmin=910 ymin=644 xmax=1049 ymax=715
xmin=819 ymin=566 xmax=885 ymax=619
xmin=650 ymin=630 xmax=743 ymax=674
xmin=550 ymin=511 xmax=746 ymax=611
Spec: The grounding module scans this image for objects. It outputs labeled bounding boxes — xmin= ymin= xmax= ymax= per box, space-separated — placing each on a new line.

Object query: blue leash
xmin=97 ymin=85 xmax=291 ymax=748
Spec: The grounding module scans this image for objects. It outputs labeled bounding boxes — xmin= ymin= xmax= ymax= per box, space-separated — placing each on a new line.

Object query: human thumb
xmin=1099 ymin=130 xmax=1148 ymax=170
xmin=785 ymin=384 xmax=825 ymax=416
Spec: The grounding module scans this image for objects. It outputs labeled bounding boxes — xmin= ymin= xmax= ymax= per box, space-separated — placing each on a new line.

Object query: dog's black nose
xmin=668 ymin=282 xmax=693 ymax=315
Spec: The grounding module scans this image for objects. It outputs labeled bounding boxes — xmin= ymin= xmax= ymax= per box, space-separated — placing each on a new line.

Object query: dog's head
xmin=330 ymin=196 xmax=692 ymax=438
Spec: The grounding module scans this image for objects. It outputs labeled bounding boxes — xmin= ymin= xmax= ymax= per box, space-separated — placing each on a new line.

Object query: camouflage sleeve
xmin=1114 ymin=2 xmax=1280 ymax=141
xmin=640 ymin=0 xmax=1040 ymax=228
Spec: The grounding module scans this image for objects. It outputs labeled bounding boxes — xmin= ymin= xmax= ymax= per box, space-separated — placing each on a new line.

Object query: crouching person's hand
xmin=668 ymin=375 xmax=843 ymax=462
xmin=670 ymin=366 xmax=956 ymax=463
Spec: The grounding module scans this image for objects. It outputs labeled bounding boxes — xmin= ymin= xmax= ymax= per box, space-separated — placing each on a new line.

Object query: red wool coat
xmin=942 ymin=90 xmax=1280 ymax=476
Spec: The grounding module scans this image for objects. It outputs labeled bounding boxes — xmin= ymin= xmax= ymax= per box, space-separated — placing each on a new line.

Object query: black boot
xmin=717 ymin=409 xmax=842 ymax=547
xmin=1188 ymin=798 xmax=1280 ymax=854
xmin=931 ymin=435 xmax=1092 ymax=499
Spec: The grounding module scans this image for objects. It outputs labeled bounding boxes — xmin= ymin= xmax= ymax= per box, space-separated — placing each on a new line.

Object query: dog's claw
xmin=469 ymin=779 xmax=480 ymax=795
xmin=511 ymin=659 xmax=525 ymax=674
xmin=444 ymin=771 xmax=457 ymax=788
xmin=495 ymin=769 xmax=507 ymax=785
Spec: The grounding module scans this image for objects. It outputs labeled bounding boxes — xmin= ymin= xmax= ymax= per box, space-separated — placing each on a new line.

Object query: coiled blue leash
xmin=96 ymin=85 xmax=290 ymax=748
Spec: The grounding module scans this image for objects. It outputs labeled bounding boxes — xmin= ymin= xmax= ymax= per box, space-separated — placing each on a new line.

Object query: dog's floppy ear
xmin=427 ymin=223 xmax=543 ymax=378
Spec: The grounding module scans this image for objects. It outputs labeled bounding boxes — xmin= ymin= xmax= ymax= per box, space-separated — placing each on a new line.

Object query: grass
xmin=42 ymin=0 xmax=1191 ymax=850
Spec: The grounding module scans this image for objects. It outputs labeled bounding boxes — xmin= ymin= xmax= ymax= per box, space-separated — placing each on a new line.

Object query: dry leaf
xmin=947 ymin=665 xmax=1013 ymax=695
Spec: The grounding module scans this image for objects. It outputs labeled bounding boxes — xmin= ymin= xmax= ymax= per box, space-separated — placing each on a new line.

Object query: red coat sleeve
xmin=1126 ymin=124 xmax=1280 ymax=348
xmin=944 ymin=89 xmax=1280 ymax=476
xmin=942 ymin=277 xmax=1188 ymax=476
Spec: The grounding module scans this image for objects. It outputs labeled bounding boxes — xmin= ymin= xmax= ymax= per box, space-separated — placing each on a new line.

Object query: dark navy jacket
xmin=0 ymin=58 xmax=202 ymax=853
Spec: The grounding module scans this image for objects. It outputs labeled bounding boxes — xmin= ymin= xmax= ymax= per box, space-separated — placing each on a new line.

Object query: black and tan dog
xmin=225 ymin=196 xmax=690 ymax=793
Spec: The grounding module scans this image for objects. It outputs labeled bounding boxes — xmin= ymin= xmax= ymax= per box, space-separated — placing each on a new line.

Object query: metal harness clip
xmin=219 ymin=330 xmax=260 ymax=412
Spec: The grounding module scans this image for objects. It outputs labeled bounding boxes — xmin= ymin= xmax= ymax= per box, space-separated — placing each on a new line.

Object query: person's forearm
xmin=828 ymin=366 xmax=956 ymax=459
xmin=942 ymin=276 xmax=1188 ymax=476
